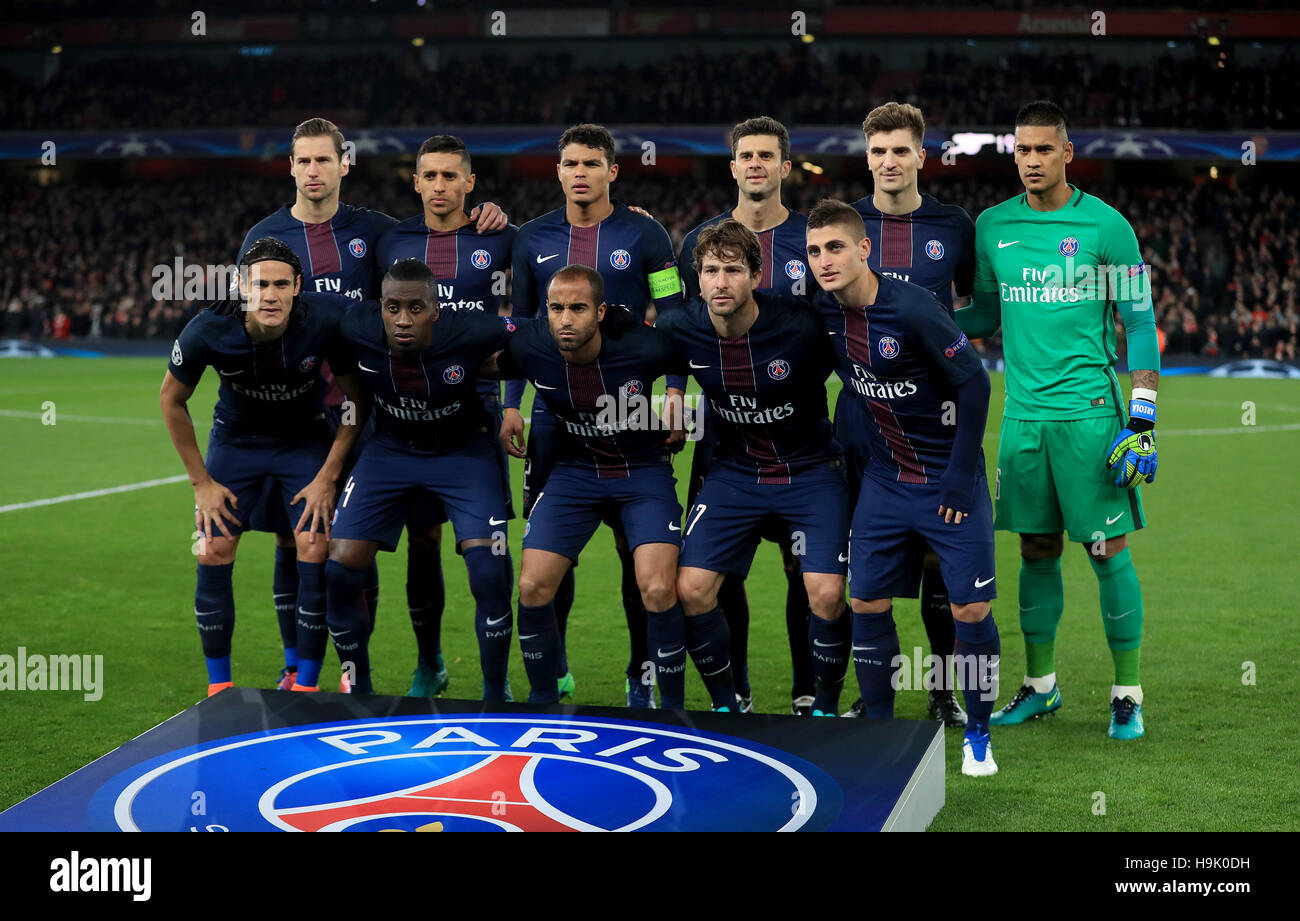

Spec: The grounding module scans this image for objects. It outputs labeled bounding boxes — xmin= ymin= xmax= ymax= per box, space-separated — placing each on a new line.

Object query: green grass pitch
xmin=1 ymin=358 xmax=1298 ymax=830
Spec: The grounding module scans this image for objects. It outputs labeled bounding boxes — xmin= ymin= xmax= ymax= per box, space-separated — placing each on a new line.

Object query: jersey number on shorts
xmin=685 ymin=503 xmax=708 ymax=536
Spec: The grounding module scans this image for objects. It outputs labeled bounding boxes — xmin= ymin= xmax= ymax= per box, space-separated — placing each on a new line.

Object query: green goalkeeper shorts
xmin=994 ymin=415 xmax=1146 ymax=544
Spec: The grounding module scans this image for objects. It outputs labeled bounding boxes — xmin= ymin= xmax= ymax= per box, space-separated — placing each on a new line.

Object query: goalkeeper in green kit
xmin=955 ymin=101 xmax=1157 ymax=740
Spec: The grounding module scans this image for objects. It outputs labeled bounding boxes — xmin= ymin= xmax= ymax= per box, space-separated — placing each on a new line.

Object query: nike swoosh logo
xmin=812 ymin=639 xmax=841 ymax=648
xmin=217 ymin=368 xmax=245 ymax=377
xmin=852 ymin=646 xmax=876 ymax=652
xmin=1045 ymin=691 xmax=1060 ymax=706
xmin=1106 ymin=609 xmax=1135 ymax=620
xmin=194 ymin=609 xmax=223 ymax=616
xmin=536 ymin=254 xmax=560 ymax=264
xmin=827 ymin=330 xmax=839 ymax=336
xmin=1018 ymin=604 xmax=1041 ymax=613
xmin=997 ymin=240 xmax=1019 ymax=248
xmin=486 ymin=614 xmax=510 ymax=626
xmin=534 ymin=382 xmax=558 ymax=390
xmin=519 ymin=633 xmax=538 ymax=640
xmin=358 ymin=362 xmax=378 ymax=373
xmin=838 ymin=553 xmax=849 ymax=563
xmin=1106 ymin=512 xmax=1124 ymax=525
xmin=657 ymin=646 xmax=685 ymax=658
xmin=328 ymin=628 xmax=344 ymax=637
xmin=668 ymin=523 xmax=681 ymax=531
xmin=974 ymin=576 xmax=995 ymax=588
xmin=689 ymin=361 xmax=711 ymax=369
xmin=489 ymin=517 xmax=505 ymax=526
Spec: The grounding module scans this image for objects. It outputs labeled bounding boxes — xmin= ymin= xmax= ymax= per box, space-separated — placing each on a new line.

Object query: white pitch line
xmin=0 ymin=409 xmax=161 ymax=425
xmin=0 ymin=475 xmax=188 ymax=514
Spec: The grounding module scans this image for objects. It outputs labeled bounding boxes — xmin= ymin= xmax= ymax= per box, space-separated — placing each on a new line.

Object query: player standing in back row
xmin=955 ymin=101 xmax=1159 ymax=740
xmin=501 ymin=123 xmax=686 ymax=708
xmin=841 ymin=103 xmax=977 ymax=726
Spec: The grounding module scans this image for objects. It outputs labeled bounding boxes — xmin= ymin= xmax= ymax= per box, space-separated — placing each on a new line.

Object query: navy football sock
xmin=325 ymin=559 xmax=372 ymax=694
xmin=554 ymin=567 xmax=574 ymax=677
xmin=809 ymin=606 xmax=852 ymax=713
xmin=293 ymin=560 xmax=327 ymax=686
xmin=718 ymin=574 xmax=751 ymax=697
xmin=647 ymin=602 xmax=687 ymax=709
xmin=407 ymin=542 xmax=446 ymax=666
xmin=616 ymin=539 xmax=649 ymax=681
xmin=196 ymin=563 xmax=235 ymax=684
xmin=465 ymin=546 xmax=513 ymax=700
xmin=785 ymin=570 xmax=814 ymax=698
xmin=518 ymin=601 xmax=560 ymax=704
xmin=852 ymin=608 xmax=900 ymax=719
xmin=363 ymin=559 xmax=380 ymax=636
xmin=920 ymin=566 xmax=956 ymax=666
xmin=953 ymin=613 xmax=1001 ymax=729
xmin=273 ymin=545 xmax=299 ymax=669
xmin=685 ymin=606 xmax=737 ymax=710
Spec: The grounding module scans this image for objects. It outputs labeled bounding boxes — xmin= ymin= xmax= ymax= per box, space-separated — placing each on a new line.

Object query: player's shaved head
xmin=382 ymin=259 xmax=438 ymax=354
xmin=806 ymin=199 xmax=867 ymax=243
xmin=548 ymin=264 xmax=605 ymax=308
xmin=547 ymin=264 xmax=606 ymax=359
xmin=384 ymin=258 xmax=437 ymax=297
xmin=693 ymin=219 xmax=762 ymax=277
xmin=1015 ymin=100 xmax=1069 ymax=141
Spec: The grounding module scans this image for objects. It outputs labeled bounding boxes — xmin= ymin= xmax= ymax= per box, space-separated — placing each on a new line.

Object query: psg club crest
xmin=1059 ymin=236 xmax=1080 ymax=257
xmin=610 ymin=249 xmax=632 ymax=271
xmin=89 ymin=714 xmax=840 ymax=831
xmin=348 ymin=238 xmax=367 ymax=259
xmin=785 ymin=260 xmax=806 ymax=280
xmin=471 ymin=249 xmax=492 ymax=270
xmin=443 ymin=365 xmax=465 ymax=385
xmin=299 ymin=355 xmax=317 ymax=373
xmin=767 ymin=359 xmax=790 ymax=380
xmin=878 ymin=336 xmax=900 ymax=359
xmin=925 ymin=240 xmax=944 ymax=261
xmin=621 ymin=379 xmax=644 ymax=398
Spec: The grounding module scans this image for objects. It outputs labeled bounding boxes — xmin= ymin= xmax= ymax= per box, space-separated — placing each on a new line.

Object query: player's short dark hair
xmin=1015 ymin=100 xmax=1069 ymax=139
xmin=240 ymin=237 xmax=302 ymax=279
xmin=693 ymin=219 xmax=762 ymax=277
xmin=290 ymin=117 xmax=346 ymax=161
xmin=730 ymin=116 xmax=790 ymax=163
xmin=383 ymin=258 xmax=437 ymax=296
xmin=806 ymin=199 xmax=867 ymax=243
xmin=862 ymin=102 xmax=925 ymax=148
xmin=416 ymin=134 xmax=471 ymax=173
xmin=547 ymin=264 xmax=605 ymax=306
xmin=558 ymin=123 xmax=616 ymax=166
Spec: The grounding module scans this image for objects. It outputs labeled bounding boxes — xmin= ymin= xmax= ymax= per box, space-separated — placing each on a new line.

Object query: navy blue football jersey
xmin=815 ymin=274 xmax=984 ymax=484
xmin=657 ymin=292 xmax=839 ymax=484
xmin=375 ymin=218 xmax=517 ymax=314
xmin=240 ymin=203 xmax=397 ymax=302
xmin=497 ymin=317 xmax=685 ymax=476
xmin=851 ymin=193 xmax=974 ymax=312
xmin=167 ymin=293 xmax=354 ymax=437
xmin=679 ymin=209 xmax=814 ymax=306
xmin=341 ymin=304 xmax=515 ymax=454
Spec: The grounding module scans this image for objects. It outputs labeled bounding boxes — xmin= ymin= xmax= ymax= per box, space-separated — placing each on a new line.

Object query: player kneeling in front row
xmin=807 ymin=200 xmax=1001 ymax=776
xmin=323 ymin=259 xmax=516 ymax=698
xmin=487 ymin=265 xmax=688 ymax=706
xmin=160 ymin=238 xmax=365 ymax=698
xmin=659 ymin=219 xmax=852 ymax=715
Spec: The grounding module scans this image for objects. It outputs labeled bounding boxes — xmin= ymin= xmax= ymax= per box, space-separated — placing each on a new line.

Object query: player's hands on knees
xmin=937 ymin=472 xmax=974 ymax=525
xmin=292 ymin=475 xmax=337 ymax=543
xmin=500 ymin=408 xmax=527 ymax=459
xmin=469 ymin=202 xmax=508 ymax=234
xmin=194 ymin=479 xmax=240 ymax=541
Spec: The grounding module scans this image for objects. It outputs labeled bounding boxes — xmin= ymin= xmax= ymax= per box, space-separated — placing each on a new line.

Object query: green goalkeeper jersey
xmin=972 ymin=184 xmax=1149 ymax=421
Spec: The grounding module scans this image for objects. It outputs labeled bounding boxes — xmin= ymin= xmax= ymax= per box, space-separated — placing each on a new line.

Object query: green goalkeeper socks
xmin=1089 ymin=547 xmax=1144 ymax=686
xmin=1018 ymin=556 xmax=1065 ymax=678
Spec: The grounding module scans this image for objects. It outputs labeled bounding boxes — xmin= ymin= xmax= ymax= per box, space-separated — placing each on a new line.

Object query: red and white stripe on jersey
xmin=388 ymin=353 xmax=431 ymax=398
xmin=565 ymin=360 xmax=630 ymax=479
xmin=252 ymin=336 xmax=289 ymax=384
xmin=758 ymin=228 xmax=775 ymax=289
xmin=302 ymin=220 xmax=342 ymax=278
xmin=878 ymin=213 xmax=913 ymax=269
xmin=718 ymin=335 xmax=791 ymax=485
xmin=568 ymin=223 xmax=600 ymax=270
xmin=843 ymin=305 xmax=926 ymax=484
xmin=425 ymin=230 xmax=458 ymax=283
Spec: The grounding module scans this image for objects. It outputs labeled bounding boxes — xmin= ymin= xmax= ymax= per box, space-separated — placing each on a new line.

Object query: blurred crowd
xmin=4 ymin=44 xmax=1296 ymax=132
xmin=2 ymin=174 xmax=1296 ymax=361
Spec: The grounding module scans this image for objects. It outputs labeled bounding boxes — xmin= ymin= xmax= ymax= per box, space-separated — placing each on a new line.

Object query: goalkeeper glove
xmin=1106 ymin=397 xmax=1157 ymax=488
